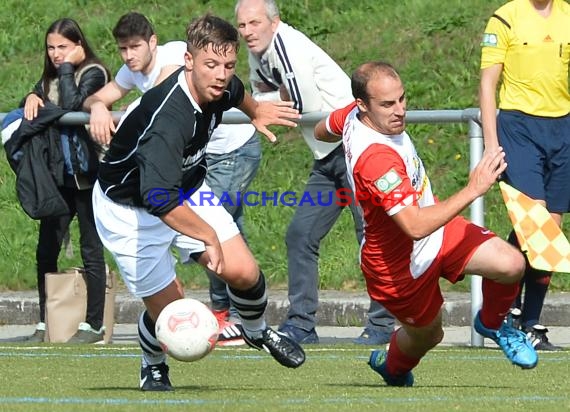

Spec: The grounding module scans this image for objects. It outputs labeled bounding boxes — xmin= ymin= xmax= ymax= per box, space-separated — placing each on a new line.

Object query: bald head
xmin=351 ymin=61 xmax=401 ymax=104
xmin=351 ymin=61 xmax=406 ymax=135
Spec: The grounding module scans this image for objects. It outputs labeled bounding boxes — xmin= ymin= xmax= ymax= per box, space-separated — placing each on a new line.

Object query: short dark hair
xmin=351 ymin=61 xmax=400 ymax=104
xmin=112 ymin=12 xmax=155 ymax=42
xmin=186 ymin=13 xmax=239 ymax=56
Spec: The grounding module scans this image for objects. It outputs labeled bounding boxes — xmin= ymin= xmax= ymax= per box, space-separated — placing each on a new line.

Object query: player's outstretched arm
xmin=314 ymin=102 xmax=357 ymax=143
xmin=239 ymin=93 xmax=300 ymax=143
xmin=314 ymin=118 xmax=341 ymax=143
xmin=392 ymin=147 xmax=506 ymax=240
xmin=466 ymin=145 xmax=507 ymax=197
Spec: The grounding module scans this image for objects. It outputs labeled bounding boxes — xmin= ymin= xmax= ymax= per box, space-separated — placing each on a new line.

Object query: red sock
xmin=480 ymin=278 xmax=519 ymax=330
xmin=386 ymin=331 xmax=421 ymax=376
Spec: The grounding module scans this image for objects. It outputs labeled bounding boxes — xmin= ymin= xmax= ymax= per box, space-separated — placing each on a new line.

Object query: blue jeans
xmin=283 ymin=145 xmax=395 ymax=333
xmin=204 ymin=133 xmax=262 ymax=311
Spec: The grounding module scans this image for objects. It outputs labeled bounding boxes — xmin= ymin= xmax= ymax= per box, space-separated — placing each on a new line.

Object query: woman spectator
xmin=22 ymin=18 xmax=110 ymax=343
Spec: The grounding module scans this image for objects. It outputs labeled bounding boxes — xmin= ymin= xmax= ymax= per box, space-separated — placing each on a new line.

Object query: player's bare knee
xmin=410 ymin=329 xmax=442 ymax=355
xmin=434 ymin=328 xmax=444 ymax=346
xmin=512 ymin=252 xmax=526 ymax=279
xmin=238 ymin=268 xmax=260 ymax=289
xmin=406 ymin=323 xmax=443 ymax=352
xmin=223 ymin=262 xmax=260 ymax=290
xmin=496 ymin=249 xmax=525 ymax=283
xmin=423 ymin=327 xmax=444 ymax=348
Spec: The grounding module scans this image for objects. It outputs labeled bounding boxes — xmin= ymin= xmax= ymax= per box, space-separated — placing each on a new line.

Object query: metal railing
xmin=0 ymin=108 xmax=486 ymax=347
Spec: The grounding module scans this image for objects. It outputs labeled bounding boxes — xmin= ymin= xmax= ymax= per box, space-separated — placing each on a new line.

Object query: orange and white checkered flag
xmin=499 ymin=181 xmax=570 ymax=273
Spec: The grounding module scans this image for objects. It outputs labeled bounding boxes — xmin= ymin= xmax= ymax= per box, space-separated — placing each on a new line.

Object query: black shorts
xmin=498 ymin=110 xmax=570 ymax=213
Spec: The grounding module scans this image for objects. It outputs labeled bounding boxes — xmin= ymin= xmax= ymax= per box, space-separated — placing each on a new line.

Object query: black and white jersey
xmin=98 ymin=68 xmax=245 ymax=216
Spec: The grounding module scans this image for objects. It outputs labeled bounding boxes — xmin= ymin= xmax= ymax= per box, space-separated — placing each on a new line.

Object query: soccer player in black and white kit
xmin=92 ymin=14 xmax=305 ymax=391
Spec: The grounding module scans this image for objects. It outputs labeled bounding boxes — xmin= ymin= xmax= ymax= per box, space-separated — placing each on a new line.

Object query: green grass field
xmin=0 ymin=344 xmax=568 ymax=411
xmin=1 ymin=2 xmax=569 ymax=410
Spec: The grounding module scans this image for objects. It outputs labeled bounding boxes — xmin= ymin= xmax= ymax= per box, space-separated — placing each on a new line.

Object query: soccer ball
xmin=155 ymin=298 xmax=219 ymax=362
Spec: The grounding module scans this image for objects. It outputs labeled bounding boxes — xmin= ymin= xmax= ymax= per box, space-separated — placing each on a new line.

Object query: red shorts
xmin=363 ymin=216 xmax=495 ymax=327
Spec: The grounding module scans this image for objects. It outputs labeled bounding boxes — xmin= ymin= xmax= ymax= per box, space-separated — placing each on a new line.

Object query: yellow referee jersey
xmin=481 ymin=0 xmax=570 ymax=117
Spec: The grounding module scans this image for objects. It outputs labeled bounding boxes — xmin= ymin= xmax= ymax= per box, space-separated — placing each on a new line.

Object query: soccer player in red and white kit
xmin=314 ymin=61 xmax=538 ymax=386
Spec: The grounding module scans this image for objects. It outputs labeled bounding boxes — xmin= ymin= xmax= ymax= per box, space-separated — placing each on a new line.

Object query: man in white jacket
xmin=235 ymin=0 xmax=395 ymax=344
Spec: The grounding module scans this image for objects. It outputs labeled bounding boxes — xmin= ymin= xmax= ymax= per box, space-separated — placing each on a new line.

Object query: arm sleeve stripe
xmin=491 ymin=13 xmax=511 ymax=30
xmin=274 ymin=33 xmax=303 ymax=113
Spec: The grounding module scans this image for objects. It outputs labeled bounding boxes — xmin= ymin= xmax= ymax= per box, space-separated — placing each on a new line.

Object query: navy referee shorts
xmin=498 ymin=110 xmax=570 ymax=214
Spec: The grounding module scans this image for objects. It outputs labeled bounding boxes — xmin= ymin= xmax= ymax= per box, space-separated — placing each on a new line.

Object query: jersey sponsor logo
xmin=410 ymin=156 xmax=421 ymax=188
xmin=181 ymin=147 xmax=206 ymax=171
xmin=375 ymin=169 xmax=402 ymax=194
xmin=481 ymin=33 xmax=498 ymax=47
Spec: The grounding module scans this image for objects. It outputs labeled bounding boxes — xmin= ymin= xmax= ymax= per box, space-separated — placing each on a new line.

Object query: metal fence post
xmin=468 ymin=117 xmax=484 ymax=347
xmin=0 ymin=108 xmax=491 ymax=347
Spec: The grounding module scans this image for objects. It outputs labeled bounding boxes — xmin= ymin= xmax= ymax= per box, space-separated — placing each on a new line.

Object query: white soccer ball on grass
xmin=155 ymin=298 xmax=219 ymax=362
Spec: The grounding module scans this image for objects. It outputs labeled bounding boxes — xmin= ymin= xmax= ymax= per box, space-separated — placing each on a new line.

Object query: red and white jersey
xmin=326 ymin=104 xmax=444 ymax=281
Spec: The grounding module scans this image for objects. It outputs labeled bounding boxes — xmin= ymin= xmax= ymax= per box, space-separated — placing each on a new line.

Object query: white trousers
xmin=92 ymin=181 xmax=239 ymax=298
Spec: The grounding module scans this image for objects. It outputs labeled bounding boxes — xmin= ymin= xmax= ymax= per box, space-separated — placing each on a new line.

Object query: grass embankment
xmin=1 ymin=0 xmax=568 ymax=292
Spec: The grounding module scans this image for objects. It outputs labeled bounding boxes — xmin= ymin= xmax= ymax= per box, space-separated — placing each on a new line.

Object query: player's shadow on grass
xmin=88 ymin=385 xmax=202 ymax=392
xmin=328 ymin=382 xmax=511 ymax=389
xmin=88 ymin=385 xmax=267 ymax=392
